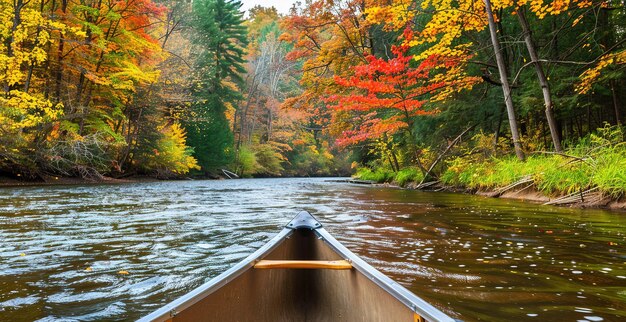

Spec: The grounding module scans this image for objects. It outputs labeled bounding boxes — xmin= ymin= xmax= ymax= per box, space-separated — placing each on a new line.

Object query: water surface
xmin=0 ymin=178 xmax=624 ymax=321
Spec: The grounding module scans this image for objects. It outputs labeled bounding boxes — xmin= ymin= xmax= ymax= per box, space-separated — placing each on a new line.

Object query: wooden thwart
xmin=254 ymin=260 xmax=352 ymax=270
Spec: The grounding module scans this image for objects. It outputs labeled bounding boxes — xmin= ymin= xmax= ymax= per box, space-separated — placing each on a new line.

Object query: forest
xmin=1 ymin=0 xmax=624 ymax=198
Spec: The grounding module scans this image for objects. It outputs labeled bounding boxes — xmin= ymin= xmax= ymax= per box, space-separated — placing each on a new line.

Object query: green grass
xmin=355 ymin=167 xmax=424 ymax=186
xmin=592 ymin=148 xmax=626 ymax=198
xmin=395 ymin=167 xmax=424 ymax=187
xmin=354 ymin=167 xmax=395 ymax=183
xmin=442 ymin=145 xmax=625 ymax=198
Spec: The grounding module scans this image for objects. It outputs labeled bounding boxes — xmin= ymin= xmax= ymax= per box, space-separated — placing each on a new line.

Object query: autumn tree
xmin=328 ymin=35 xmax=480 ymax=173
xmin=0 ymin=0 xmax=202 ymax=178
xmin=123 ymin=0 xmax=200 ymax=177
xmin=0 ymin=0 xmax=78 ymax=175
xmin=280 ymin=0 xmax=387 ymax=137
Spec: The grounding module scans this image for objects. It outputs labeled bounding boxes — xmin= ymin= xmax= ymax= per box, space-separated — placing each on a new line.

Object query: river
xmin=0 ymin=178 xmax=624 ymax=321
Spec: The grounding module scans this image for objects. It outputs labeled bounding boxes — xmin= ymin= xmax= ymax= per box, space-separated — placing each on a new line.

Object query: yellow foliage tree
xmin=0 ymin=0 xmax=80 ymax=171
xmin=143 ymin=123 xmax=200 ymax=175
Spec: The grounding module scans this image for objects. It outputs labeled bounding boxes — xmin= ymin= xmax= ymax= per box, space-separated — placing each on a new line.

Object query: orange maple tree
xmin=327 ymin=30 xmax=478 ymax=147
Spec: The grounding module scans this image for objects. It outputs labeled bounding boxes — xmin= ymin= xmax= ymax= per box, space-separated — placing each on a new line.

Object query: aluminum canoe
xmin=138 ymin=211 xmax=457 ymax=322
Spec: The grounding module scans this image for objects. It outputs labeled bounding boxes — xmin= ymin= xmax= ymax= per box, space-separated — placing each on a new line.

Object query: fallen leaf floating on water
xmin=19 ymin=253 xmax=25 ymax=257
xmin=118 ymin=270 xmax=129 ymax=275
xmin=85 ymin=267 xmax=93 ymax=272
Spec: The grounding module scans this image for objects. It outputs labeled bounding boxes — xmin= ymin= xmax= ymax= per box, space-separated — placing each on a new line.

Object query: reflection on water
xmin=0 ymin=178 xmax=624 ymax=321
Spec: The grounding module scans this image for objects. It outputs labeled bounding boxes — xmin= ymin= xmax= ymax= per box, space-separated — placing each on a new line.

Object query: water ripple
xmin=1 ymin=178 xmax=625 ymax=321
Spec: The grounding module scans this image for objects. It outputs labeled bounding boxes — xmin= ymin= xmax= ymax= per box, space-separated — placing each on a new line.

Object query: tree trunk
xmin=391 ymin=150 xmax=400 ymax=172
xmin=494 ymin=105 xmax=504 ymax=155
xmin=517 ymin=8 xmax=562 ymax=152
xmin=387 ymin=155 xmax=397 ymax=172
xmin=267 ymin=108 xmax=273 ymax=142
xmin=484 ymin=0 xmax=525 ymax=161
xmin=611 ymin=80 xmax=622 ymax=125
xmin=410 ymin=141 xmax=428 ymax=175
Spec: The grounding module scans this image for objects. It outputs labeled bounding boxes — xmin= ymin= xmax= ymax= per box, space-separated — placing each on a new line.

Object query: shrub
xmin=236 ymin=145 xmax=260 ymax=177
xmin=255 ymin=144 xmax=285 ymax=176
xmin=360 ymin=125 xmax=626 ymax=199
xmin=140 ymin=123 xmax=199 ymax=177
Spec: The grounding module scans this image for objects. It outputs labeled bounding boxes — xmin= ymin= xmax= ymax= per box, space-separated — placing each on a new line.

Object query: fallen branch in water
xmin=544 ymin=187 xmax=600 ymax=205
xmin=494 ymin=175 xmax=534 ymax=196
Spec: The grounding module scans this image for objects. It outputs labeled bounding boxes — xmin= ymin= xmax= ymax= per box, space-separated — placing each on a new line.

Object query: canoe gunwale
xmin=137 ymin=228 xmax=294 ymax=322
xmin=314 ymin=227 xmax=457 ymax=322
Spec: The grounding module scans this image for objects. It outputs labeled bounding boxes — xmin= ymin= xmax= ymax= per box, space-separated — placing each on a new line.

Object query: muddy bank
xmin=378 ymin=180 xmax=626 ymax=211
xmin=0 ymin=175 xmax=161 ymax=187
xmin=476 ymin=188 xmax=626 ymax=210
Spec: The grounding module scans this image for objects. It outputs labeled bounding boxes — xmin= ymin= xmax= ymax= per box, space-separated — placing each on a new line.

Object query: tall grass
xmin=592 ymin=147 xmax=626 ymax=198
xmin=355 ymin=167 xmax=424 ymax=186
xmin=441 ymin=125 xmax=625 ymax=198
xmin=354 ymin=167 xmax=395 ymax=183
xmin=395 ymin=167 xmax=424 ymax=187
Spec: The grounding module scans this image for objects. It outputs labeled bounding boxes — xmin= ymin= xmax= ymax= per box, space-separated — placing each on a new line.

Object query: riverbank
xmin=362 ymin=180 xmax=626 ymax=211
xmin=0 ymin=175 xmax=160 ymax=187
xmin=347 ymin=178 xmax=626 ymax=211
xmin=470 ymin=185 xmax=626 ymax=211
xmin=355 ymin=130 xmax=626 ymax=211
xmin=355 ymin=171 xmax=626 ymax=211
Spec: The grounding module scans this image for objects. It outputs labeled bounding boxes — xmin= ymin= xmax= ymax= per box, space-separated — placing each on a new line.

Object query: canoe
xmin=139 ymin=211 xmax=457 ymax=322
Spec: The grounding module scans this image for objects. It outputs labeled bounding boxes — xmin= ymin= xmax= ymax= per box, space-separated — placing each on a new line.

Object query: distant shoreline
xmin=0 ymin=175 xmax=160 ymax=187
xmin=0 ymin=175 xmax=347 ymax=188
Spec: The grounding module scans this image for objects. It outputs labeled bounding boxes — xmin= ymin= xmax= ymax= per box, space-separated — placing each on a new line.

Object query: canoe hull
xmin=139 ymin=212 xmax=456 ymax=322
xmin=170 ymin=229 xmax=415 ymax=322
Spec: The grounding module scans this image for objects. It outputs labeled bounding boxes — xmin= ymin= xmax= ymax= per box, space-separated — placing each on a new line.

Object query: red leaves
xmin=327 ymin=44 xmax=445 ymax=147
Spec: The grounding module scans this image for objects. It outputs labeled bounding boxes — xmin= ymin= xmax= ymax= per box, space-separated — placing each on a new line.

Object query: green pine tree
xmin=186 ymin=0 xmax=248 ymax=174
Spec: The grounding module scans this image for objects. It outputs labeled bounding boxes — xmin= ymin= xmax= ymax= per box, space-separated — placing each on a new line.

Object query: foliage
xmin=354 ymin=166 xmax=424 ymax=187
xmin=395 ymin=167 xmax=424 ymax=187
xmin=254 ymin=144 xmax=285 ymax=176
xmin=234 ymin=143 xmax=286 ymax=177
xmin=0 ymin=0 xmax=174 ymax=178
xmin=576 ymin=50 xmax=626 ymax=94
xmin=200 ymin=0 xmax=626 ymax=189
xmin=328 ymin=41 xmax=474 ymax=146
xmin=44 ymin=133 xmax=122 ymax=179
xmin=236 ymin=145 xmax=260 ymax=177
xmin=1 ymin=0 xmax=624 ymax=187
xmin=355 ymin=167 xmax=395 ymax=183
xmin=441 ymin=125 xmax=626 ymax=198
xmin=139 ymin=123 xmax=200 ymax=176
xmin=355 ymin=165 xmax=424 ymax=185
xmin=186 ymin=0 xmax=248 ymax=174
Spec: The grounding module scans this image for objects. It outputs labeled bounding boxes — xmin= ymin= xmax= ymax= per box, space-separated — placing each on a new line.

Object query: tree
xmin=185 ymin=0 xmax=248 ymax=173
xmin=517 ymin=7 xmax=562 ymax=152
xmin=328 ymin=40 xmax=480 ymax=172
xmin=484 ymin=0 xmax=525 ymax=160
